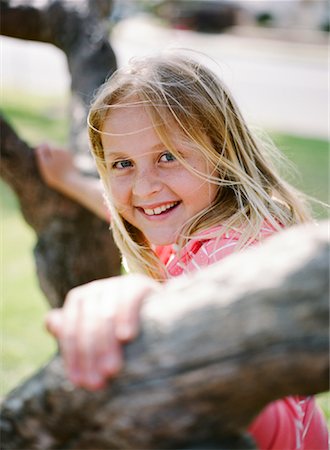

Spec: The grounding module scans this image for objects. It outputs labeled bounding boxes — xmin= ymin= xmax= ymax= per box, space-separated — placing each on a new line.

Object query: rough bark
xmin=0 ymin=0 xmax=117 ymax=159
xmin=0 ymin=0 xmax=122 ymax=305
xmin=1 ymin=221 xmax=328 ymax=449
xmin=0 ymin=115 xmax=121 ymax=307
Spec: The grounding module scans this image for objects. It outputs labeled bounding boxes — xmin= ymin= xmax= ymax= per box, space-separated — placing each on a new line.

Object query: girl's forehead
xmin=103 ymin=102 xmax=150 ymax=129
xmin=99 ymin=97 xmax=209 ymax=159
xmin=101 ymin=101 xmax=180 ymax=142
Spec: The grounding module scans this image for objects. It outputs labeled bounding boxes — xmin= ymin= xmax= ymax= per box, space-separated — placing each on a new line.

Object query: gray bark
xmin=0 ymin=115 xmax=121 ymax=307
xmin=0 ymin=0 xmax=122 ymax=305
xmin=1 ymin=221 xmax=328 ymax=449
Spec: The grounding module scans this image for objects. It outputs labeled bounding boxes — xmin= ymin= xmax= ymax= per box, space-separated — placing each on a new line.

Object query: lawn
xmin=1 ymin=92 xmax=329 ymax=422
xmin=1 ymin=185 xmax=57 ymax=394
xmin=1 ymin=91 xmax=69 ymax=395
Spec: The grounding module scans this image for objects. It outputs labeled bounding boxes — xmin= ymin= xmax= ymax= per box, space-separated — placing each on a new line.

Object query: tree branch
xmin=1 ymin=221 xmax=328 ymax=449
xmin=1 ymin=0 xmax=117 ymax=156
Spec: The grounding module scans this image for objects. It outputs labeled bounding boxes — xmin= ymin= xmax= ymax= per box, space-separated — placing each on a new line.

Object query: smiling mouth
xmin=141 ymin=201 xmax=180 ymax=216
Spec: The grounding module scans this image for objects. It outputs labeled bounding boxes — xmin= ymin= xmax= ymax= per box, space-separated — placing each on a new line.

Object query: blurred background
xmin=1 ymin=0 xmax=329 ymax=417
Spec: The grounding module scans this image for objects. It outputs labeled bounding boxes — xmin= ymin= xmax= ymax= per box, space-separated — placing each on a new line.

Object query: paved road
xmin=1 ymin=16 xmax=328 ymax=139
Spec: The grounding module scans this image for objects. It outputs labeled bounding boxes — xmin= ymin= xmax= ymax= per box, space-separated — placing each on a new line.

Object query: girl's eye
xmin=112 ymin=160 xmax=133 ymax=170
xmin=159 ymin=152 xmax=176 ymax=163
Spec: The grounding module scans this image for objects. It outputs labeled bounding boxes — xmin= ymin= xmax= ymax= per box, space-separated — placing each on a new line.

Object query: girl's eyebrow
xmin=104 ymin=151 xmax=129 ymax=161
xmin=104 ymin=143 xmax=168 ymax=160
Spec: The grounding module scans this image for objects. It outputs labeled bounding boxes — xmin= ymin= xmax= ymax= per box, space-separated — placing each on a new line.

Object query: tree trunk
xmin=0 ymin=0 xmax=122 ymax=305
xmin=0 ymin=0 xmax=117 ymax=160
xmin=1 ymin=221 xmax=328 ymax=449
xmin=0 ymin=115 xmax=121 ymax=307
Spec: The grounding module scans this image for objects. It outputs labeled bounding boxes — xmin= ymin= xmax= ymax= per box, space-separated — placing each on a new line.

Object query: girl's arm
xmin=46 ymin=274 xmax=160 ymax=390
xmin=35 ymin=144 xmax=109 ymax=221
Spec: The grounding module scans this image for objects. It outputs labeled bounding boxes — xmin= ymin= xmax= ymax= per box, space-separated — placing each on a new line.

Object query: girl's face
xmin=101 ymin=103 xmax=218 ymax=246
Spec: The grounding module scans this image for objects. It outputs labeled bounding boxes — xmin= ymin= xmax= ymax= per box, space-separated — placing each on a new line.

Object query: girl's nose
xmin=132 ymin=170 xmax=162 ymax=198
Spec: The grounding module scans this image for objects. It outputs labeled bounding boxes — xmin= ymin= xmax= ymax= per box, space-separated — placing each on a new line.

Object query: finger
xmin=115 ymin=299 xmax=142 ymax=342
xmin=60 ymin=294 xmax=82 ymax=385
xmin=45 ymin=309 xmax=62 ymax=337
xmin=35 ymin=143 xmax=51 ymax=160
xmin=75 ymin=297 xmax=106 ymax=390
xmin=115 ymin=282 xmax=151 ymax=342
xmin=98 ymin=313 xmax=123 ymax=380
xmin=100 ymin=345 xmax=123 ymax=382
xmin=35 ymin=144 xmax=53 ymax=179
xmin=88 ymin=293 xmax=123 ymax=383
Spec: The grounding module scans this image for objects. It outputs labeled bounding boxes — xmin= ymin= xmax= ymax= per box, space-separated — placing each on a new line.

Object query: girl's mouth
xmin=140 ymin=201 xmax=180 ymax=217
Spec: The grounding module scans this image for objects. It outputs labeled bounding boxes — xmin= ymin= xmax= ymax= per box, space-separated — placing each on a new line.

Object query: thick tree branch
xmin=1 ymin=0 xmax=117 ymax=156
xmin=0 ymin=0 xmax=113 ymax=51
xmin=1 ymin=221 xmax=328 ymax=449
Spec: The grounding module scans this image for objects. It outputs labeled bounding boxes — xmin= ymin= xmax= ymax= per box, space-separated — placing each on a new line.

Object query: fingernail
xmin=117 ymin=324 xmax=133 ymax=340
xmin=81 ymin=372 xmax=102 ymax=390
xmin=69 ymin=370 xmax=81 ymax=385
xmin=103 ymin=354 xmax=122 ymax=374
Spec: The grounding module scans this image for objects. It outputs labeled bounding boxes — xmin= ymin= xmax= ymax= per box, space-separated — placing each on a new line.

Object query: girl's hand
xmin=46 ymin=274 xmax=160 ymax=391
xmin=35 ymin=143 xmax=110 ymax=220
xmin=35 ymin=143 xmax=79 ymax=192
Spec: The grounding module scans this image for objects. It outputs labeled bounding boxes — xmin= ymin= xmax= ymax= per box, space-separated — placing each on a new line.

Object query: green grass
xmin=1 ymin=185 xmax=57 ymax=394
xmin=1 ymin=89 xmax=69 ymax=146
xmin=1 ymin=91 xmax=67 ymax=396
xmin=1 ymin=93 xmax=329 ymax=423
xmin=272 ymin=133 xmax=329 ymax=218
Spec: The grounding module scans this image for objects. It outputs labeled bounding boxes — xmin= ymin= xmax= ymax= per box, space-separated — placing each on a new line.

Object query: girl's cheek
xmin=109 ymin=175 xmax=126 ymax=192
xmin=110 ymin=181 xmax=131 ymax=210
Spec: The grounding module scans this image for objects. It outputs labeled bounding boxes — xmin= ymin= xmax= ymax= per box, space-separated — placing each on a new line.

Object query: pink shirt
xmin=156 ymin=225 xmax=329 ymax=450
xmin=165 ymin=224 xmax=273 ymax=277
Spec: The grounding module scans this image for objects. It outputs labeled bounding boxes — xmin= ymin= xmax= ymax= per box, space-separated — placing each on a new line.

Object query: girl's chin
xmin=148 ymin=236 xmax=177 ymax=248
xmin=142 ymin=228 xmax=180 ymax=247
xmin=150 ymin=240 xmax=175 ymax=248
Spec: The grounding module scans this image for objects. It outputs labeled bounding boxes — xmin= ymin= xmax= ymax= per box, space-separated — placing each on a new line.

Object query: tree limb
xmin=1 ymin=0 xmax=117 ymax=156
xmin=1 ymin=221 xmax=328 ymax=449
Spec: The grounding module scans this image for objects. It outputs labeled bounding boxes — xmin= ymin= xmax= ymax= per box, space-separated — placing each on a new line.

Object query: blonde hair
xmin=88 ymin=52 xmax=311 ymax=280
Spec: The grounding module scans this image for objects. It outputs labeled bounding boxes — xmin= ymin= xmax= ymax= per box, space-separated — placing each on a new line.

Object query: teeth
xmin=144 ymin=202 xmax=178 ymax=216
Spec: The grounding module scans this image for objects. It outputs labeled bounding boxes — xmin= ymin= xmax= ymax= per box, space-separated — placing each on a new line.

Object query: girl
xmin=37 ymin=52 xmax=328 ymax=450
